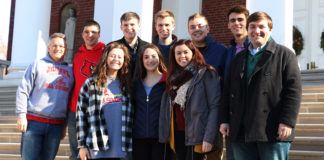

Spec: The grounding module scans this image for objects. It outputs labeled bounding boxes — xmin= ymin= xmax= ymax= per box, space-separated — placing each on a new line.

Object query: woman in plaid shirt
xmin=76 ymin=42 xmax=133 ymax=160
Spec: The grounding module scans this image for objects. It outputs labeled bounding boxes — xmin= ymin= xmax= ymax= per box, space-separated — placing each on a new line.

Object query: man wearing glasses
xmin=187 ymin=13 xmax=227 ymax=160
xmin=187 ymin=13 xmax=227 ymax=80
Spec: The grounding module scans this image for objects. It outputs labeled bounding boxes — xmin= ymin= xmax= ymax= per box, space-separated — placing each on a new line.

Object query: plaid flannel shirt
xmin=76 ymin=76 xmax=133 ymax=151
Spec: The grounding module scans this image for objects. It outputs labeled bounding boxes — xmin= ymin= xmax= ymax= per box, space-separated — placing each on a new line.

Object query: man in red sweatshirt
xmin=67 ymin=20 xmax=105 ymax=160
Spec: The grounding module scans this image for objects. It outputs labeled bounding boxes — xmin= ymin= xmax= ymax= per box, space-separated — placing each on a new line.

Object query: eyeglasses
xmin=189 ymin=24 xmax=208 ymax=30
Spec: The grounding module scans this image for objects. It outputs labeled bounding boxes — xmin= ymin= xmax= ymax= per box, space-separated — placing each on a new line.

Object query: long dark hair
xmin=166 ymin=39 xmax=214 ymax=92
xmin=91 ymin=42 xmax=132 ymax=94
xmin=137 ymin=44 xmax=167 ymax=79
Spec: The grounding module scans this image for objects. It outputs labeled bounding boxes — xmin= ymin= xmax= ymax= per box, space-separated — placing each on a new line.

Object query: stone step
xmin=0 ymin=142 xmax=70 ymax=156
xmin=302 ymin=85 xmax=324 ymax=93
xmin=291 ymin=136 xmax=324 ymax=151
xmin=0 ymin=124 xmax=17 ymax=132
xmin=0 ymin=87 xmax=17 ymax=93
xmin=289 ymin=150 xmax=324 ymax=160
xmin=0 ymin=154 xmax=68 ymax=160
xmin=0 ymin=116 xmax=16 ymax=124
xmin=302 ymin=93 xmax=324 ymax=102
xmin=0 ymin=101 xmax=15 ymax=106
xmin=295 ymin=124 xmax=324 ymax=136
xmin=0 ymin=132 xmax=69 ymax=144
xmin=300 ymin=102 xmax=324 ymax=112
xmin=0 ymin=108 xmax=16 ymax=116
xmin=0 ymin=95 xmax=15 ymax=101
xmin=297 ymin=112 xmax=324 ymax=124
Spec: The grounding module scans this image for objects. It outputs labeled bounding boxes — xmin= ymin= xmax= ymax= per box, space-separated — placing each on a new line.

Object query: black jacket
xmin=114 ymin=37 xmax=149 ymax=78
xmin=220 ymin=38 xmax=302 ymax=142
xmin=133 ymin=74 xmax=166 ymax=138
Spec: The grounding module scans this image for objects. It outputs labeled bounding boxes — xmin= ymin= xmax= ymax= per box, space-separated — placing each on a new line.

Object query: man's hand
xmin=202 ymin=141 xmax=213 ymax=153
xmin=79 ymin=148 xmax=90 ymax=160
xmin=277 ymin=123 xmax=292 ymax=140
xmin=219 ymin=123 xmax=230 ymax=136
xmin=17 ymin=117 xmax=28 ymax=133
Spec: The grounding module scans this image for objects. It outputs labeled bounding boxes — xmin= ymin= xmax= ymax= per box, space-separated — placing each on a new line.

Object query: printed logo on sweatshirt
xmin=46 ymin=66 xmax=71 ymax=78
xmin=81 ymin=60 xmax=97 ymax=77
xmin=102 ymin=88 xmax=122 ymax=104
xmin=44 ymin=66 xmax=71 ymax=92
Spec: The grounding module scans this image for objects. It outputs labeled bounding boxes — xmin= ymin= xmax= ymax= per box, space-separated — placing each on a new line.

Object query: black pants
xmin=133 ymin=138 xmax=171 ymax=160
xmin=174 ymin=131 xmax=204 ymax=160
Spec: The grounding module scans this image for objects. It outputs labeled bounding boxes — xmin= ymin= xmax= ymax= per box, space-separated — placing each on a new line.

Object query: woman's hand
xmin=17 ymin=117 xmax=28 ymax=132
xmin=202 ymin=141 xmax=213 ymax=153
xmin=79 ymin=148 xmax=90 ymax=160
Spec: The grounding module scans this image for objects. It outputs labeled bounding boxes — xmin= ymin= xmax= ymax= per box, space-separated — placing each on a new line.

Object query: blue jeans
xmin=68 ymin=109 xmax=79 ymax=160
xmin=232 ymin=141 xmax=291 ymax=160
xmin=21 ymin=120 xmax=64 ymax=160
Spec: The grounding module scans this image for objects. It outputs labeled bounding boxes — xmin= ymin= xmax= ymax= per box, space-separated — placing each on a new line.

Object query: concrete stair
xmin=301 ymin=69 xmax=324 ymax=85
xmin=289 ymin=85 xmax=324 ymax=160
xmin=0 ymin=84 xmax=70 ymax=159
xmin=0 ymin=81 xmax=324 ymax=160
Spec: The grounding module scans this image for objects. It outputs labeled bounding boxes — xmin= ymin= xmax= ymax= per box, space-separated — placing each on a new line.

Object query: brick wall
xmin=202 ymin=0 xmax=246 ymax=46
xmin=50 ymin=0 xmax=95 ymax=57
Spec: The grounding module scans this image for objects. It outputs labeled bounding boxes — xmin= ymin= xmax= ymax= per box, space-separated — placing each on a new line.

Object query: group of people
xmin=15 ymin=5 xmax=301 ymax=160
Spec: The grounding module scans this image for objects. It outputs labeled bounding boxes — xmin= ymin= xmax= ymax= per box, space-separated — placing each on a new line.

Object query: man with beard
xmin=187 ymin=13 xmax=227 ymax=80
xmin=152 ymin=10 xmax=177 ymax=66
xmin=219 ymin=12 xmax=301 ymax=160
xmin=114 ymin=12 xmax=149 ymax=78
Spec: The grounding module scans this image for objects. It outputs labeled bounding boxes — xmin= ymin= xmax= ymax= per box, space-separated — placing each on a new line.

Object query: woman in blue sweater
xmin=132 ymin=44 xmax=169 ymax=160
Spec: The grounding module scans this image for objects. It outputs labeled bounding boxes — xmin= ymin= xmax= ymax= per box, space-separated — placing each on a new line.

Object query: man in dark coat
xmin=223 ymin=6 xmax=250 ymax=160
xmin=114 ymin=12 xmax=149 ymax=78
xmin=219 ymin=11 xmax=301 ymax=160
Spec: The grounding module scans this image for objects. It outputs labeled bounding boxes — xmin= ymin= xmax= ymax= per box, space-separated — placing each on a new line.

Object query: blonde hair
xmin=188 ymin=13 xmax=209 ymax=26
xmin=154 ymin=10 xmax=175 ymax=24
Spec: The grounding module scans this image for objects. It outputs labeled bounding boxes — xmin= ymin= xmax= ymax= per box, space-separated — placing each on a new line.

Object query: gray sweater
xmin=16 ymin=54 xmax=74 ymax=120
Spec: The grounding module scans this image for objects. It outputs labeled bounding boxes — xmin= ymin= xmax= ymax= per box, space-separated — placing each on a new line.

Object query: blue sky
xmin=0 ymin=0 xmax=11 ymax=45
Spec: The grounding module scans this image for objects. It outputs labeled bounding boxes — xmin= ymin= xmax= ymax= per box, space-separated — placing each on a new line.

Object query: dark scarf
xmin=169 ymin=62 xmax=199 ymax=106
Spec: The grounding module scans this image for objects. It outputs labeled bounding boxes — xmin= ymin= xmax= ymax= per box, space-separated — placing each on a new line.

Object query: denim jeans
xmin=21 ymin=120 xmax=64 ymax=160
xmin=225 ymin=136 xmax=234 ymax=160
xmin=67 ymin=109 xmax=79 ymax=160
xmin=232 ymin=141 xmax=291 ymax=160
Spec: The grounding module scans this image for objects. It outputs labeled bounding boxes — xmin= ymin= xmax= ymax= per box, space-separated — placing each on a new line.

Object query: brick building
xmin=5 ymin=0 xmax=298 ymax=78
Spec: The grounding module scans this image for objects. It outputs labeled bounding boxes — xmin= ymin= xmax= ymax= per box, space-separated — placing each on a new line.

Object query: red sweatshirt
xmin=68 ymin=42 xmax=105 ymax=112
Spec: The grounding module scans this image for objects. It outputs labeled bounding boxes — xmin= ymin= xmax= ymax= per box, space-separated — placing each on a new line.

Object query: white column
xmin=246 ymin=0 xmax=293 ymax=49
xmin=162 ymin=0 xmax=201 ymax=39
xmin=8 ymin=0 xmax=51 ymax=79
xmin=94 ymin=0 xmax=154 ymax=43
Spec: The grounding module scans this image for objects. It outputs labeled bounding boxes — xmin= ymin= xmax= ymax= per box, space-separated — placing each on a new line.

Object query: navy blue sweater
xmin=200 ymin=36 xmax=227 ymax=80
